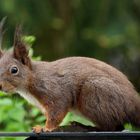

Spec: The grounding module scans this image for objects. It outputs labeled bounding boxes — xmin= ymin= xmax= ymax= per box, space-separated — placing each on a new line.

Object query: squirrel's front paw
xmin=32 ymin=125 xmax=55 ymax=133
xmin=32 ymin=125 xmax=43 ymax=133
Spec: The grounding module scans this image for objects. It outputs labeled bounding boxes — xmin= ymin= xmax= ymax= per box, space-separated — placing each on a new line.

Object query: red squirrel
xmin=0 ymin=19 xmax=140 ymax=133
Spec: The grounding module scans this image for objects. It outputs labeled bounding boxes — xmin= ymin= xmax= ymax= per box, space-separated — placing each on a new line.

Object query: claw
xmin=32 ymin=125 xmax=56 ymax=133
xmin=32 ymin=125 xmax=43 ymax=134
xmin=42 ymin=127 xmax=53 ymax=132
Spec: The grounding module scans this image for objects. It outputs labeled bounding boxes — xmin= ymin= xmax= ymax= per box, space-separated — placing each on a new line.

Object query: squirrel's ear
xmin=13 ymin=26 xmax=32 ymax=69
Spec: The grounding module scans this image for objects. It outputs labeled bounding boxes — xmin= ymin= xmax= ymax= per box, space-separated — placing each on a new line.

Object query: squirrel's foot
xmin=43 ymin=126 xmax=56 ymax=132
xmin=32 ymin=125 xmax=56 ymax=133
xmin=32 ymin=125 xmax=43 ymax=133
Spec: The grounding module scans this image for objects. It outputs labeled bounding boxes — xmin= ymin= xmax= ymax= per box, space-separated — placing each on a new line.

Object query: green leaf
xmin=124 ymin=123 xmax=133 ymax=130
xmin=60 ymin=112 xmax=95 ymax=127
xmin=31 ymin=108 xmax=40 ymax=116
xmin=22 ymin=36 xmax=36 ymax=46
xmin=0 ymin=98 xmax=12 ymax=106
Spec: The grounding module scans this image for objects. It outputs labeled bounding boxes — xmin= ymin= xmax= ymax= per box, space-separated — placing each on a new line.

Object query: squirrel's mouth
xmin=0 ymin=88 xmax=15 ymax=94
xmin=0 ymin=88 xmax=16 ymax=94
xmin=0 ymin=83 xmax=16 ymax=94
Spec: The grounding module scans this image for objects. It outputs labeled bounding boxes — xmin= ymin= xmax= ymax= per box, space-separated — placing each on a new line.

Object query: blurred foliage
xmin=0 ymin=0 xmax=139 ymax=139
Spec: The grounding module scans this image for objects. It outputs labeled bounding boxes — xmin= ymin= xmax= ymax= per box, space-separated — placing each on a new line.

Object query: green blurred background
xmin=0 ymin=0 xmax=140 ymax=139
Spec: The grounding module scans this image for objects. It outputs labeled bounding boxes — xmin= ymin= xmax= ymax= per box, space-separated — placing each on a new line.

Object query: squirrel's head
xmin=0 ymin=18 xmax=32 ymax=94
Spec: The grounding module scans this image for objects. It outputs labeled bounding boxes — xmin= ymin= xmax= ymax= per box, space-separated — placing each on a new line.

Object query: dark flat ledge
xmin=0 ymin=131 xmax=140 ymax=137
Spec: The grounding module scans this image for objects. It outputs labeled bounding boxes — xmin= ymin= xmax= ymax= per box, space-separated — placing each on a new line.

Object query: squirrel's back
xmin=38 ymin=56 xmax=134 ymax=89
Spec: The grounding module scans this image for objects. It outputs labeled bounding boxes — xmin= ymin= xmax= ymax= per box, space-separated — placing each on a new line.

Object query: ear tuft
xmin=13 ymin=25 xmax=32 ymax=69
xmin=0 ymin=17 xmax=7 ymax=57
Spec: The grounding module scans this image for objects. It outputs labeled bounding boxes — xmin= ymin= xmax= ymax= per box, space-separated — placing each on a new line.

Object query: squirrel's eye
xmin=10 ymin=66 xmax=19 ymax=75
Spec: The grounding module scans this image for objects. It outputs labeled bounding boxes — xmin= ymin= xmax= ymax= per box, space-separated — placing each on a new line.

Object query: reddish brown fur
xmin=0 ymin=27 xmax=140 ymax=132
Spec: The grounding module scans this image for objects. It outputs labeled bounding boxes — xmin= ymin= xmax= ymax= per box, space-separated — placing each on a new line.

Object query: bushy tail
xmin=128 ymin=94 xmax=140 ymax=128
